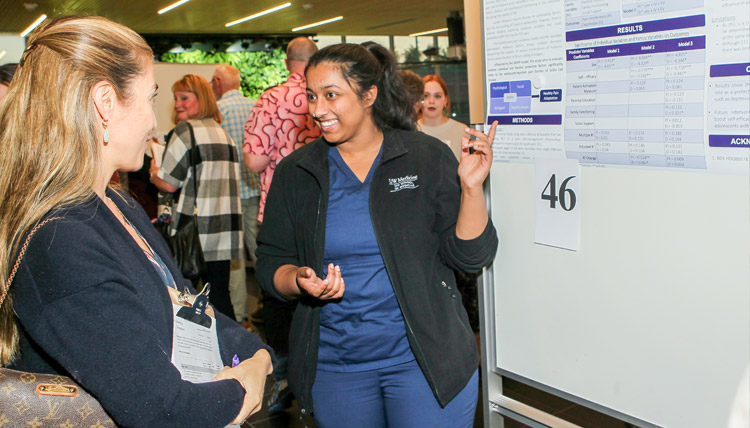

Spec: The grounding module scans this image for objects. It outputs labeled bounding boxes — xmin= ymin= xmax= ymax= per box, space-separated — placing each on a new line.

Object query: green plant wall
xmin=160 ymin=49 xmax=289 ymax=100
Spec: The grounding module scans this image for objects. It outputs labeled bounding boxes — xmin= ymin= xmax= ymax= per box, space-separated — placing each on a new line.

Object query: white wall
xmin=0 ymin=33 xmax=26 ymax=64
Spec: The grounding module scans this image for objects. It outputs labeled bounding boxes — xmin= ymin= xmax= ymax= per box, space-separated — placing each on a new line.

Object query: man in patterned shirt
xmin=244 ymin=37 xmax=321 ymax=223
xmin=243 ymin=36 xmax=320 ymax=412
xmin=212 ymin=64 xmax=259 ymax=324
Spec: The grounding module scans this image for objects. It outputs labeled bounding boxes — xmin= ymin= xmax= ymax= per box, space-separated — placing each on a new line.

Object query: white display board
xmin=479 ymin=0 xmax=750 ymax=427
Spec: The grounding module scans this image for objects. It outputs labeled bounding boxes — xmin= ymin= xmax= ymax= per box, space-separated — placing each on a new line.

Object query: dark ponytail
xmin=306 ymin=42 xmax=415 ymax=131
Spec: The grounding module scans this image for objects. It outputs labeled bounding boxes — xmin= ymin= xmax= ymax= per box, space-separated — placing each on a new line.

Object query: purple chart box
xmin=490 ymin=82 xmax=510 ymax=98
xmin=540 ymin=89 xmax=563 ymax=102
xmin=510 ymin=80 xmax=532 ymax=97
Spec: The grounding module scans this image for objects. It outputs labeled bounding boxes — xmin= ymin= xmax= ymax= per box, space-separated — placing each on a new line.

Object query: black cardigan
xmin=256 ymin=128 xmax=499 ymax=415
xmin=10 ymin=189 xmax=271 ymax=428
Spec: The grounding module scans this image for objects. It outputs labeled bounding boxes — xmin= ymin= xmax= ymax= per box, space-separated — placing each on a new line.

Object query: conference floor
xmin=241 ymin=374 xmax=639 ymax=428
xmin=239 ymin=267 xmax=637 ymax=428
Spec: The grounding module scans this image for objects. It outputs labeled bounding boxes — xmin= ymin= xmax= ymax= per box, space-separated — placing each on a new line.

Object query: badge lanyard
xmin=169 ymin=285 xmax=240 ymax=428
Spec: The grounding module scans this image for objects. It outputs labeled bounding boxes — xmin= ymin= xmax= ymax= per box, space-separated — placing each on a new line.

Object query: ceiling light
xmin=226 ymin=2 xmax=291 ymax=27
xmin=20 ymin=14 xmax=47 ymax=37
xmin=408 ymin=27 xmax=448 ymax=37
xmin=292 ymin=16 xmax=343 ymax=32
xmin=0 ymin=51 xmax=6 ymax=60
xmin=158 ymin=0 xmax=191 ymax=15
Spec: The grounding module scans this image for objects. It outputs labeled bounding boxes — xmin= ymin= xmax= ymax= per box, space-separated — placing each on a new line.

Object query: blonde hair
xmin=170 ymin=74 xmax=222 ymax=125
xmin=0 ymin=15 xmax=152 ymax=365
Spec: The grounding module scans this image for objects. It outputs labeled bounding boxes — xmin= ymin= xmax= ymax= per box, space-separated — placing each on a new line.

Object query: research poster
xmin=483 ymin=0 xmax=750 ymax=175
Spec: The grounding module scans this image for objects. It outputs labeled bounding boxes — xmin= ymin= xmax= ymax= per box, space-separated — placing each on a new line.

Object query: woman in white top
xmin=418 ymin=74 xmax=469 ymax=160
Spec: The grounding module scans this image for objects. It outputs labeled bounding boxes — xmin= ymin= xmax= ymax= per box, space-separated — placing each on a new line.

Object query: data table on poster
xmin=484 ymin=0 xmax=749 ymax=175
xmin=565 ymin=35 xmax=706 ymax=168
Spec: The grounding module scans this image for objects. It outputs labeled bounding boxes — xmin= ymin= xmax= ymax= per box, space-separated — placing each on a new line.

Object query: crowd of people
xmin=0 ymin=15 xmax=498 ymax=428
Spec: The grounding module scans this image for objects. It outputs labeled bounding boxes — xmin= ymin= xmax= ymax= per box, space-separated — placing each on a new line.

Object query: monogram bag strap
xmin=0 ymin=217 xmax=62 ymax=306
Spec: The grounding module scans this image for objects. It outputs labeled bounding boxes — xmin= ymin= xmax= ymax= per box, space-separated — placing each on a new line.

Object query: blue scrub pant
xmin=312 ymin=360 xmax=478 ymax=428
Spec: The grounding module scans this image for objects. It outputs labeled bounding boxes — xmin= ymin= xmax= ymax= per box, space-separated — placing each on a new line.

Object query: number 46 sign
xmin=535 ymin=158 xmax=581 ymax=251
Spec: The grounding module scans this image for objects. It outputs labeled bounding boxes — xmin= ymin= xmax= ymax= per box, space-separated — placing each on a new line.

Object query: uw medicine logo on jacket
xmin=388 ymin=175 xmax=419 ymax=192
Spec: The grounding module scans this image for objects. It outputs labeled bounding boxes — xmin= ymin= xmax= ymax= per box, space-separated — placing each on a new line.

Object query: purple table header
xmin=566 ymin=15 xmax=705 ymax=42
xmin=710 ymin=63 xmax=750 ymax=77
xmin=486 ymin=115 xmax=562 ymax=125
xmin=709 ymin=135 xmax=750 ymax=148
xmin=567 ymin=36 xmax=705 ymax=61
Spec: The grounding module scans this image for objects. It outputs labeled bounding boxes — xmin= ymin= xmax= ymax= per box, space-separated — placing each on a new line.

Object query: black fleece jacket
xmin=256 ymin=128 xmax=499 ymax=415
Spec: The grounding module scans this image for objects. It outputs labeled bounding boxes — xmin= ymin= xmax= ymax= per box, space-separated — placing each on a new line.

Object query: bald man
xmin=243 ymin=36 xmax=321 ymax=413
xmin=211 ymin=64 xmax=259 ymax=325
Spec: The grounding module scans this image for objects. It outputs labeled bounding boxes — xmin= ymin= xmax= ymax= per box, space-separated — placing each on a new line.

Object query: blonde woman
xmin=150 ymin=74 xmax=243 ymax=321
xmin=0 ymin=16 xmax=270 ymax=427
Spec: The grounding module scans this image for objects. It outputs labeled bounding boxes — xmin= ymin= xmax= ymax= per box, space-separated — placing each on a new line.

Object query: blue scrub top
xmin=317 ymin=144 xmax=415 ymax=372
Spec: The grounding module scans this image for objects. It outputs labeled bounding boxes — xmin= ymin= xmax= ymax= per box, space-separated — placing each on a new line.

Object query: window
xmin=314 ymin=35 xmax=344 ymax=49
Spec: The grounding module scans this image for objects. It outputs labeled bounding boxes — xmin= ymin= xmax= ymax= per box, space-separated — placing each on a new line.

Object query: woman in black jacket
xmin=0 ymin=16 xmax=271 ymax=427
xmin=255 ymin=41 xmax=498 ymax=427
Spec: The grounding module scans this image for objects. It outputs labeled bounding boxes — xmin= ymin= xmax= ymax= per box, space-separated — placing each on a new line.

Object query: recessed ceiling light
xmin=408 ymin=27 xmax=448 ymax=37
xmin=158 ymin=0 xmax=191 ymax=15
xmin=226 ymin=3 xmax=292 ymax=28
xmin=20 ymin=14 xmax=47 ymax=37
xmin=292 ymin=16 xmax=343 ymax=32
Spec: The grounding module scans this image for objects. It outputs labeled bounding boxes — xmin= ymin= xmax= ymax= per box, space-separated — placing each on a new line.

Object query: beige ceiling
xmin=0 ymin=0 xmax=464 ymax=36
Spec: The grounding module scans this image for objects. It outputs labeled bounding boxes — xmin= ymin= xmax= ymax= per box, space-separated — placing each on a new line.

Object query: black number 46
xmin=541 ymin=174 xmax=577 ymax=211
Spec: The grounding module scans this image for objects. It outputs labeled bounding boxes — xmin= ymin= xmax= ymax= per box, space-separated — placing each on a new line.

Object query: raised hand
xmin=458 ymin=121 xmax=497 ymax=193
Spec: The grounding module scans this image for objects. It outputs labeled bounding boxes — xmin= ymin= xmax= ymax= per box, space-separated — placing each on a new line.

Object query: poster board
xmin=478 ymin=0 xmax=750 ymax=427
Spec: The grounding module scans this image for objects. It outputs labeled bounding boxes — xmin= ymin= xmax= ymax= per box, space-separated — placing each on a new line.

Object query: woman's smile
xmin=318 ymin=118 xmax=339 ymax=131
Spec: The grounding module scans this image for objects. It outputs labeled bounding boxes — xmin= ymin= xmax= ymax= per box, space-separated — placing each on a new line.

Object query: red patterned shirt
xmin=244 ymin=73 xmax=321 ymax=222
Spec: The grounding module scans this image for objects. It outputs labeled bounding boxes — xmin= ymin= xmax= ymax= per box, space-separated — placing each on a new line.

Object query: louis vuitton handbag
xmin=0 ymin=367 xmax=115 ymax=427
xmin=0 ymin=218 xmax=115 ymax=427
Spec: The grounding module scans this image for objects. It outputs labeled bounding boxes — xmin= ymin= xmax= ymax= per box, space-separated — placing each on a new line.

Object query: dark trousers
xmin=203 ymin=260 xmax=236 ymax=321
xmin=262 ymin=294 xmax=296 ymax=380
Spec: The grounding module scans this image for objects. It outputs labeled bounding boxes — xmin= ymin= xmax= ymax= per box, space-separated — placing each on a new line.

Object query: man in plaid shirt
xmin=212 ymin=64 xmax=259 ymax=324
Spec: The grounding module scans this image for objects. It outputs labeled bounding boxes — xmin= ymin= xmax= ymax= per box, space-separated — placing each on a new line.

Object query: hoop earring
xmin=102 ymin=119 xmax=110 ymax=145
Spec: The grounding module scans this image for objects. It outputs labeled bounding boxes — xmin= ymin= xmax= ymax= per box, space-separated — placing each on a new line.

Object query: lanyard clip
xmin=176 ymin=283 xmax=213 ymax=328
